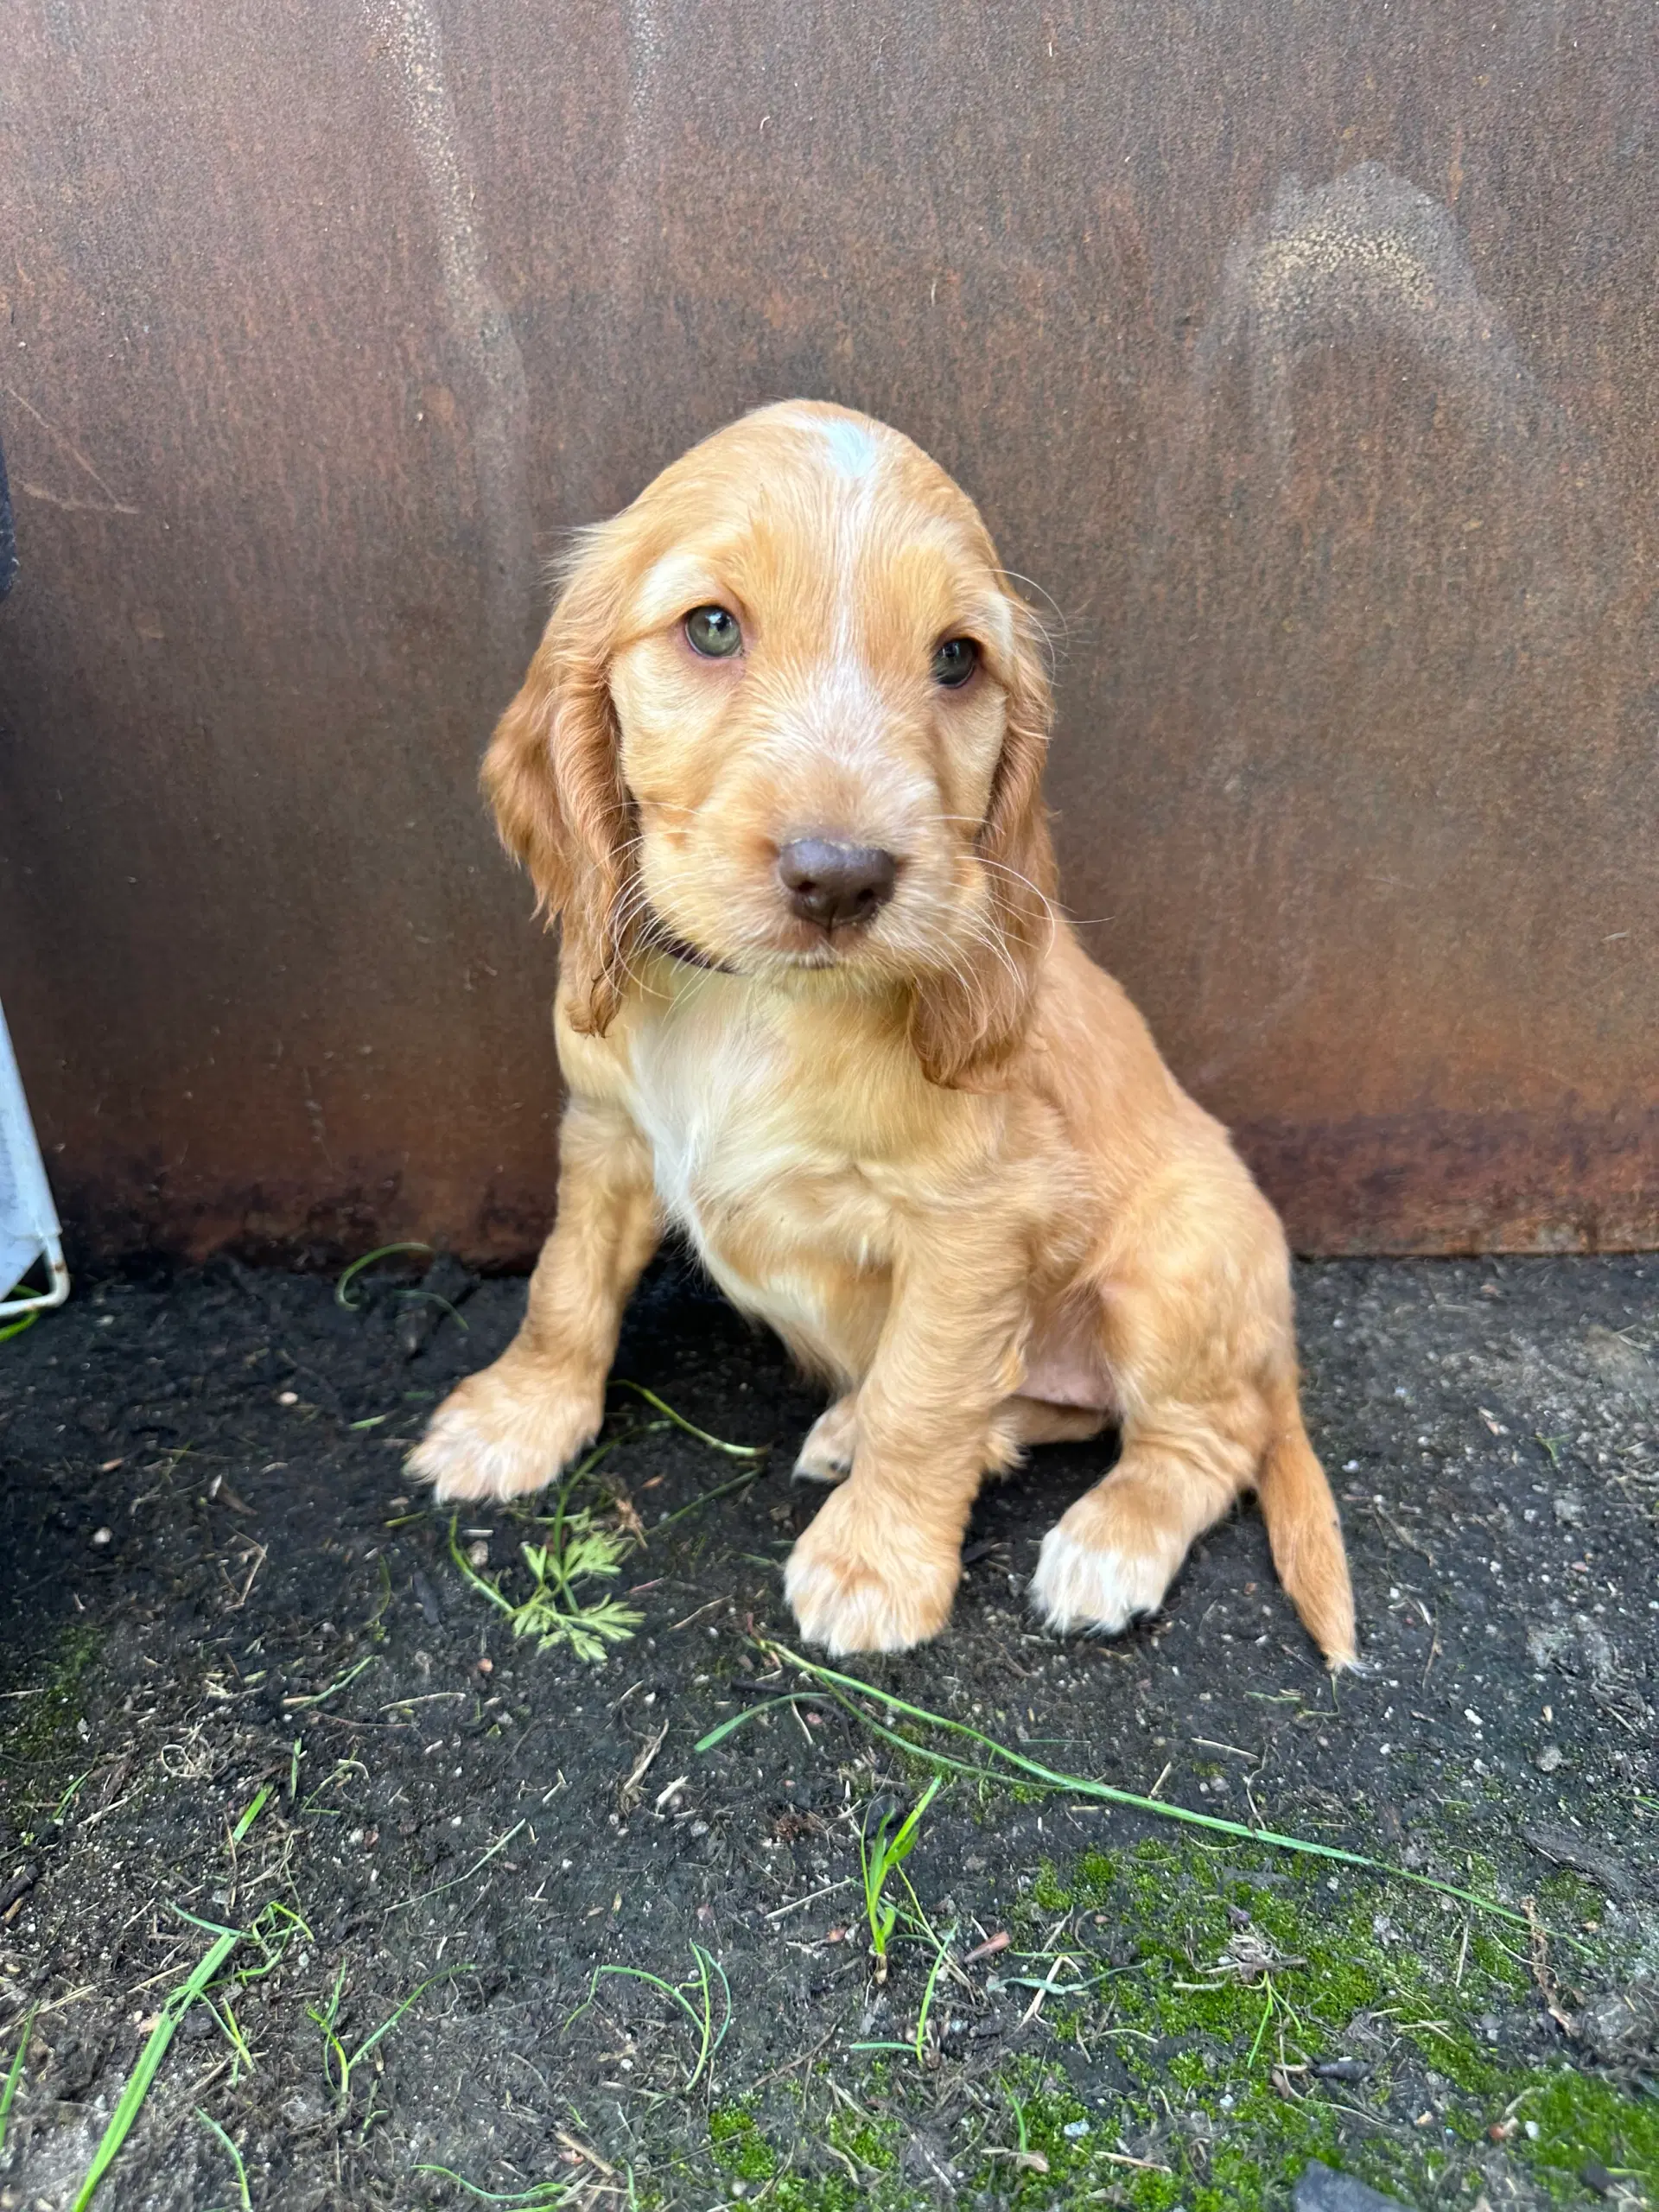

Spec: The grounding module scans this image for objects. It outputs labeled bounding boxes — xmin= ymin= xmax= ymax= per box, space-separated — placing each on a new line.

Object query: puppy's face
xmin=607 ymin=408 xmax=1027 ymax=981
xmin=486 ymin=403 xmax=1056 ymax=1079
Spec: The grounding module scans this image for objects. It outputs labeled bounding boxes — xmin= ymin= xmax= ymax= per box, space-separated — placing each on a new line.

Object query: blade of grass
xmin=913 ymin=1920 xmax=957 ymax=2061
xmin=335 ymin=1242 xmax=433 ymax=1309
xmin=195 ymin=2108 xmax=252 ymax=2211
xmin=0 ymin=1309 xmax=39 ymax=1343
xmin=73 ymin=1927 xmax=240 ymax=2209
xmin=384 ymin=1819 xmax=525 ymax=1915
xmin=609 ymin=1381 xmax=766 ymax=1457
xmin=283 ymin=1655 xmax=377 ymax=1710
xmin=341 ymin=1967 xmax=460 ymax=2082
xmin=414 ymin=2170 xmax=575 ymax=2206
xmin=652 ymin=1463 xmax=768 ymax=1529
xmin=726 ymin=1643 xmax=1542 ymax=1932
xmin=697 ymin=1694 xmax=815 ymax=1750
xmin=0 ymin=2005 xmax=36 ymax=2152
xmin=397 ymin=1288 xmax=469 ymax=1331
xmin=447 ymin=1516 xmax=517 ymax=1618
xmin=229 ymin=1783 xmax=270 ymax=1846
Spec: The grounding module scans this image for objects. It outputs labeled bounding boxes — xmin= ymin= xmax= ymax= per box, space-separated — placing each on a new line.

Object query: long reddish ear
xmin=480 ymin=531 xmax=639 ymax=1035
xmin=910 ymin=606 xmax=1058 ymax=1085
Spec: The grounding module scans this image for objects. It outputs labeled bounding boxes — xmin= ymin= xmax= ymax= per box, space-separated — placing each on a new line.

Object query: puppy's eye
xmin=931 ymin=636 xmax=978 ymax=688
xmin=684 ymin=605 xmax=743 ymax=658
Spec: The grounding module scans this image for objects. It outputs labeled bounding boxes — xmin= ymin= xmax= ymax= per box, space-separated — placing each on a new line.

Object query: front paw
xmin=784 ymin=1484 xmax=959 ymax=1656
xmin=408 ymin=1357 xmax=604 ymax=1504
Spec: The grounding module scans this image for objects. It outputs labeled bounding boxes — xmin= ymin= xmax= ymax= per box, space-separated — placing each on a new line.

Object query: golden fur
xmin=410 ymin=401 xmax=1357 ymax=1667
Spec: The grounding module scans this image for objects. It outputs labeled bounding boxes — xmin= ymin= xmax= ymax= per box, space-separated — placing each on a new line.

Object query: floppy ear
xmin=480 ymin=530 xmax=639 ymax=1035
xmin=909 ymin=606 xmax=1058 ymax=1086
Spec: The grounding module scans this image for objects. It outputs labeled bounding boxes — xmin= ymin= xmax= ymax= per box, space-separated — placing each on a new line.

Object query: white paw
xmin=407 ymin=1363 xmax=602 ymax=1504
xmin=1028 ymin=1510 xmax=1173 ymax=1637
xmin=784 ymin=1489 xmax=956 ymax=1656
xmin=793 ymin=1400 xmax=855 ymax=1484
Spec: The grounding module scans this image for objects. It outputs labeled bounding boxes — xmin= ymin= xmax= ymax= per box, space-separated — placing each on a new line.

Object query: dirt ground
xmin=0 ymin=1249 xmax=1655 ymax=2212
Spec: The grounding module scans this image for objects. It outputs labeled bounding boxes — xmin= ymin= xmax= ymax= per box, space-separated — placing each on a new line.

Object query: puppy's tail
xmin=1256 ymin=1378 xmax=1357 ymax=1670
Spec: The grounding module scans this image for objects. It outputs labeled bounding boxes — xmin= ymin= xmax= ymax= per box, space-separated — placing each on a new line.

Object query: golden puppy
xmin=411 ymin=401 xmax=1357 ymax=1668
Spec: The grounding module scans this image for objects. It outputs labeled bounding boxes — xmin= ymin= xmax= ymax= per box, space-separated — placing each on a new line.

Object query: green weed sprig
xmin=308 ymin=1961 xmax=466 ymax=2120
xmin=859 ymin=1776 xmax=940 ymax=1983
xmin=566 ymin=1942 xmax=731 ymax=2091
xmin=448 ymin=1514 xmax=641 ymax=1663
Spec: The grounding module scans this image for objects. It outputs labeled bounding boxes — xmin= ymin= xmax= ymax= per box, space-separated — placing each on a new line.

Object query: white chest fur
xmin=619 ymin=978 xmax=895 ymax=1329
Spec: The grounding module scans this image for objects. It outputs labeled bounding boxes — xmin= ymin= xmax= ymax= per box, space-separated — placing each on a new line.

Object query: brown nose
xmin=777 ymin=838 xmax=898 ymax=931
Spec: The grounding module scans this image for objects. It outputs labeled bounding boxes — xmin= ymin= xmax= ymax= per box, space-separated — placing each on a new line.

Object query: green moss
xmin=958 ymin=1833 xmax=1656 ymax=2208
xmin=709 ymin=2107 xmax=778 ymax=2181
xmin=1076 ymin=1850 xmax=1117 ymax=1903
xmin=702 ymin=2095 xmax=906 ymax=2212
xmin=683 ymin=1824 xmax=1651 ymax=2212
xmin=1030 ymin=1862 xmax=1072 ymax=1913
xmin=1167 ymin=2049 xmax=1211 ymax=2090
xmin=825 ymin=2109 xmax=900 ymax=2171
xmin=1524 ymin=2066 xmax=1659 ymax=2187
xmin=1535 ymin=1868 xmax=1610 ymax=1924
xmin=2 ymin=1621 xmax=100 ymax=1776
xmin=761 ymin=2178 xmax=861 ymax=2211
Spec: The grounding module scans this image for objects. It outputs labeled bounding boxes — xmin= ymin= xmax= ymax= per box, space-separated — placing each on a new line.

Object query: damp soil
xmin=0 ymin=1251 xmax=1656 ymax=2212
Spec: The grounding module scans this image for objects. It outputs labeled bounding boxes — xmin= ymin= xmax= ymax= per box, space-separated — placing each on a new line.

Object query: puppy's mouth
xmin=639 ymin=916 xmax=853 ymax=977
xmin=639 ymin=908 xmax=744 ymax=977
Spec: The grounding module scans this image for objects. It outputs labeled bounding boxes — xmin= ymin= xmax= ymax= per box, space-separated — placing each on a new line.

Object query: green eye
xmin=684 ymin=605 xmax=743 ymax=658
xmin=931 ymin=636 xmax=978 ymax=688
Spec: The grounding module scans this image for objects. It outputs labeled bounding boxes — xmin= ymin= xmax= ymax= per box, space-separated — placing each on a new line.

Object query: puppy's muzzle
xmin=777 ymin=838 xmax=898 ymax=931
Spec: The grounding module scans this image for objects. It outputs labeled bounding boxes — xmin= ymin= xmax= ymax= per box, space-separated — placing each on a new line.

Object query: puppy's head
xmin=485 ymin=401 xmax=1056 ymax=1081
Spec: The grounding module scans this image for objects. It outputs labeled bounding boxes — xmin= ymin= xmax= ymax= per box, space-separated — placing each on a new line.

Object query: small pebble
xmin=1062 ymin=2119 xmax=1090 ymax=2139
xmin=467 ymin=1541 xmax=489 ymax=1568
xmin=1535 ymin=1744 xmax=1563 ymax=1773
xmin=91 ymin=1527 xmax=113 ymax=1548
xmin=277 ymin=1389 xmax=298 ymax=1406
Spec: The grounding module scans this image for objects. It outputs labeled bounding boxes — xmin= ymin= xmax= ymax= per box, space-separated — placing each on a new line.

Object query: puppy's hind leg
xmin=995 ymin=1396 xmax=1113 ymax=1452
xmin=1030 ymin=1393 xmax=1261 ymax=1643
xmin=795 ymin=1395 xmax=857 ymax=1484
xmin=798 ymin=1393 xmax=1108 ymax=1488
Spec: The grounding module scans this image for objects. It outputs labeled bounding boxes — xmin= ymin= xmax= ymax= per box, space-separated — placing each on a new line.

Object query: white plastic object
xmin=0 ymin=1000 xmax=68 ymax=1317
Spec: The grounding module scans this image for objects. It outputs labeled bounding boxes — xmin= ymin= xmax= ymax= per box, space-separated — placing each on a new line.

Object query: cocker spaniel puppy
xmin=411 ymin=402 xmax=1357 ymax=1668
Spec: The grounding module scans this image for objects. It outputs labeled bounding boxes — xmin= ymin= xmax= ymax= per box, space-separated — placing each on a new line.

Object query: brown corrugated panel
xmin=0 ymin=2 xmax=1653 ymax=1262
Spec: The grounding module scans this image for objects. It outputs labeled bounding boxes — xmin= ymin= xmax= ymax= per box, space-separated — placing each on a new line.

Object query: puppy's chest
xmin=623 ymin=997 xmax=893 ymax=1272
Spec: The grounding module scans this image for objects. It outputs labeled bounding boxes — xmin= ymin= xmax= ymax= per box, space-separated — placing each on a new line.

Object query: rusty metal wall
xmin=0 ymin=1 xmax=1653 ymax=1264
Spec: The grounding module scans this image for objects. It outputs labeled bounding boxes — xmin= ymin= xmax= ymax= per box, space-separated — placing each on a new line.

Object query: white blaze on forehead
xmin=819 ymin=426 xmax=887 ymax=661
xmin=815 ymin=416 xmax=880 ymax=480
xmin=772 ymin=406 xmax=886 ymax=481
